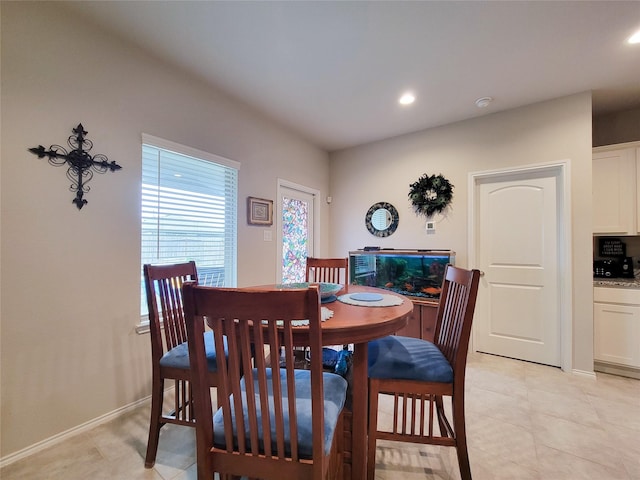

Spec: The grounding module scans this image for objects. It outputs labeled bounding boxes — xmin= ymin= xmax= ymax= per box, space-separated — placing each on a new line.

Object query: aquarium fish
xmin=421 ymin=286 xmax=441 ymax=295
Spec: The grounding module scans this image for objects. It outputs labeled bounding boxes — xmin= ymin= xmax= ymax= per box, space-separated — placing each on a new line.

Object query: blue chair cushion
xmin=368 ymin=335 xmax=453 ymax=383
xmin=159 ymin=331 xmax=224 ymax=371
xmin=213 ymin=368 xmax=348 ymax=459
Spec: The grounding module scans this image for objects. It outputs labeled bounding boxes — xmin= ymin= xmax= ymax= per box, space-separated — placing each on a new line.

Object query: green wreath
xmin=408 ymin=173 xmax=454 ymax=217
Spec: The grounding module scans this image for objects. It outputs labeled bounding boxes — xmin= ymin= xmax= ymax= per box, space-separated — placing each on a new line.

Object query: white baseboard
xmin=0 ymin=394 xmax=151 ymax=469
xmin=571 ymin=368 xmax=597 ymax=379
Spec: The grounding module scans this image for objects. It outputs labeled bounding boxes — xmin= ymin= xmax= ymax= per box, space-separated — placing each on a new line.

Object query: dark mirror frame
xmin=365 ymin=201 xmax=399 ymax=237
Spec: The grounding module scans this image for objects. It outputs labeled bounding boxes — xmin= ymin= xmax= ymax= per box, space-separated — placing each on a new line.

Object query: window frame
xmin=137 ymin=134 xmax=239 ymax=332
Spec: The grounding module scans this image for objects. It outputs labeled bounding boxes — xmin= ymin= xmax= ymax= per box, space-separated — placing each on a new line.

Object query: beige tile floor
xmin=1 ymin=352 xmax=639 ymax=480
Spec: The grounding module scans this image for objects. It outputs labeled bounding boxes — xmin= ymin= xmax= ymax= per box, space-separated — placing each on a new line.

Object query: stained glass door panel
xmin=281 ymin=190 xmax=314 ymax=283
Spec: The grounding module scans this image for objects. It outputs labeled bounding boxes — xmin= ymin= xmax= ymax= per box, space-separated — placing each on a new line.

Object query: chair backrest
xmin=305 ymin=257 xmax=348 ymax=284
xmin=433 ymin=265 xmax=481 ymax=376
xmin=143 ymin=262 xmax=198 ymax=362
xmin=182 ymin=283 xmax=331 ymax=478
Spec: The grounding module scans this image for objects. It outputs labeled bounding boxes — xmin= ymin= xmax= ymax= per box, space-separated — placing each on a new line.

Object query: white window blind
xmin=141 ymin=136 xmax=238 ymax=316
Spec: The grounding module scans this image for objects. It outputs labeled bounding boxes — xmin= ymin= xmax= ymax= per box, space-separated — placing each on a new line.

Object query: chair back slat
xmin=158 ymin=277 xmax=186 ymax=348
xmin=208 ymin=317 xmax=233 ymax=452
xmin=239 ymin=320 xmax=261 ymax=455
xmin=260 ymin=319 xmax=283 ymax=457
xmin=282 ymin=321 xmax=300 ymax=460
xmin=251 ymin=320 xmax=274 ymax=457
xmin=183 ymin=284 xmax=327 ymax=470
xmin=222 ymin=318 xmax=244 ymax=454
xmin=305 ymin=257 xmax=348 ymax=285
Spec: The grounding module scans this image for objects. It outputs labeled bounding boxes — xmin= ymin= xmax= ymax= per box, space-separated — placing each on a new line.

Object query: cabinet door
xmin=421 ymin=304 xmax=437 ymax=342
xmin=395 ymin=303 xmax=421 ymax=338
xmin=594 ymin=302 xmax=640 ymax=367
xmin=593 ymin=149 xmax=636 ymax=234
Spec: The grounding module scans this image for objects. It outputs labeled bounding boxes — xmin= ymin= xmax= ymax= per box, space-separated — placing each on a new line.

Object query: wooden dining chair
xmin=143 ymin=262 xmax=224 ymax=468
xmin=182 ymin=283 xmax=348 ymax=480
xmin=366 ymin=265 xmax=481 ymax=480
xmin=305 ymin=257 xmax=348 ymax=285
xmin=305 ymin=256 xmax=349 ymax=354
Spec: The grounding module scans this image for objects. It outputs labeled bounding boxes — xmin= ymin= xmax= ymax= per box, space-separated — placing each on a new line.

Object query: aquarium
xmin=349 ymin=249 xmax=455 ymax=300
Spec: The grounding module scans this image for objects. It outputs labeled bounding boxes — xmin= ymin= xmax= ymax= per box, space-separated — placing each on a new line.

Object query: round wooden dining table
xmin=259 ymin=284 xmax=413 ymax=480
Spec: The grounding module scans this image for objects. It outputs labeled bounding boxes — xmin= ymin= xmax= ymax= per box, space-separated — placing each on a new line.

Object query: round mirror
xmin=365 ymin=202 xmax=399 ymax=237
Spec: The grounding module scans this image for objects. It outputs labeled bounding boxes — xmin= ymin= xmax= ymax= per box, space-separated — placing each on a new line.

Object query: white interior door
xmin=474 ymin=171 xmax=561 ymax=367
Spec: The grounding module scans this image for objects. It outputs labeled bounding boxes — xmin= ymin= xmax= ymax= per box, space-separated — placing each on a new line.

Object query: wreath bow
xmin=408 ymin=173 xmax=454 ymax=218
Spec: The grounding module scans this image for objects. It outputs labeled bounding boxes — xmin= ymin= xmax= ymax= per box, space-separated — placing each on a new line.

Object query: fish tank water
xmin=349 ymin=249 xmax=455 ymax=300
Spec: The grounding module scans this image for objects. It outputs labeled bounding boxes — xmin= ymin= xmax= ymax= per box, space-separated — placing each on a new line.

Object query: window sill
xmin=136 ymin=315 xmax=150 ymax=334
xmin=136 ymin=323 xmax=150 ymax=335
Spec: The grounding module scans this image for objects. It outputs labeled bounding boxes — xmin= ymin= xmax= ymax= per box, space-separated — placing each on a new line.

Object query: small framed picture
xmin=247 ymin=196 xmax=273 ymax=225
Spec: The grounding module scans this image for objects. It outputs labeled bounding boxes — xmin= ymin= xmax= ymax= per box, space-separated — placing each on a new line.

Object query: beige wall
xmin=0 ymin=2 xmax=329 ymax=457
xmin=329 ymin=93 xmax=594 ymax=373
xmin=593 ymin=107 xmax=640 ymax=147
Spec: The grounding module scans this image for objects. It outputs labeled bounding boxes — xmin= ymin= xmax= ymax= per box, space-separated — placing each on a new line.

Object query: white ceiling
xmin=63 ymin=1 xmax=640 ymax=151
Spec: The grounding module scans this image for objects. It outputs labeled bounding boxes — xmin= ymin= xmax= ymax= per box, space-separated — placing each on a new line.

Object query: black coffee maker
xmin=620 ymin=256 xmax=635 ymax=278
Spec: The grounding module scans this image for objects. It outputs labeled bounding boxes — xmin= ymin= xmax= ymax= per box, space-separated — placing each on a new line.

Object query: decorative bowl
xmin=317 ymin=282 xmax=343 ymax=299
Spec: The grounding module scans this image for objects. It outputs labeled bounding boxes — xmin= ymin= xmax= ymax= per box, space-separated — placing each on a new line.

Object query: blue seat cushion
xmin=159 ymin=331 xmax=224 ymax=371
xmin=368 ymin=335 xmax=453 ymax=383
xmin=213 ymin=368 xmax=348 ymax=459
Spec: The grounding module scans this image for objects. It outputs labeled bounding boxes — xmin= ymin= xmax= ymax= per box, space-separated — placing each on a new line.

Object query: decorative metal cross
xmin=28 ymin=123 xmax=122 ymax=209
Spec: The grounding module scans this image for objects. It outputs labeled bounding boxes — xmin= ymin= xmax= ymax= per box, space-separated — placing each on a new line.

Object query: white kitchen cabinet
xmin=592 ymin=144 xmax=639 ymax=235
xmin=593 ymin=287 xmax=640 ymax=369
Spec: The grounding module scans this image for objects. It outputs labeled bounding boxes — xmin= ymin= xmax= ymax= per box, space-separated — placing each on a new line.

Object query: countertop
xmin=593 ymin=270 xmax=640 ymax=289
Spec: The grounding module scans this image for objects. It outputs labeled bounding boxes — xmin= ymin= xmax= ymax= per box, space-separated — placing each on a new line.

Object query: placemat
xmin=337 ymin=293 xmax=404 ymax=307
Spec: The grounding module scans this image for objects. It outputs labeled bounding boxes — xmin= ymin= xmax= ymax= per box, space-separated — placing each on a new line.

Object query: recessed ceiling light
xmin=399 ymin=92 xmax=416 ymax=105
xmin=475 ymin=96 xmax=493 ymax=108
xmin=628 ymin=30 xmax=640 ymax=44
